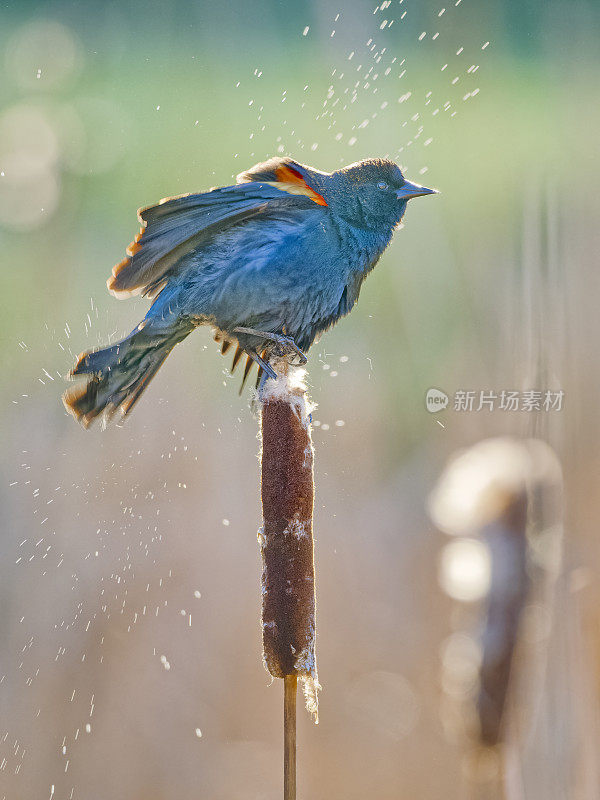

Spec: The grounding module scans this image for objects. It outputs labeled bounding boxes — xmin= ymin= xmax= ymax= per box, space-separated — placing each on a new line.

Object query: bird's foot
xmin=270 ymin=333 xmax=308 ymax=365
xmin=233 ymin=327 xmax=307 ymax=366
xmin=248 ymin=350 xmax=277 ymax=381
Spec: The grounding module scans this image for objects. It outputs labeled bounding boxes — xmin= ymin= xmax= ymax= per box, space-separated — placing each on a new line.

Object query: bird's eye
xmin=377 ymin=181 xmax=388 ymax=190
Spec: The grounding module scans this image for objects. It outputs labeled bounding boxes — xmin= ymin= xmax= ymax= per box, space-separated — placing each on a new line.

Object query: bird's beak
xmin=396 ymin=180 xmax=438 ymax=201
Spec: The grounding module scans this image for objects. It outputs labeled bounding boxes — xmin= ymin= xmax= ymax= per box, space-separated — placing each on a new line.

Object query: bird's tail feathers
xmin=63 ymin=318 xmax=196 ymax=427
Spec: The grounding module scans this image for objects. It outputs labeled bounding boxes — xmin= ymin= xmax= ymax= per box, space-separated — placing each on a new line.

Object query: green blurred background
xmin=1 ymin=1 xmax=599 ymax=798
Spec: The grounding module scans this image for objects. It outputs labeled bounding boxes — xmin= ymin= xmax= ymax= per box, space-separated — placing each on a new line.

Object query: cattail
xmin=430 ymin=437 xmax=561 ymax=748
xmin=257 ymin=359 xmax=319 ymax=799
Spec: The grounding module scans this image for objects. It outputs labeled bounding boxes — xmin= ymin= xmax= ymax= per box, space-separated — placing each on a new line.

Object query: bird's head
xmin=326 ymin=158 xmax=437 ymax=231
xmin=238 ymin=156 xmax=437 ymax=233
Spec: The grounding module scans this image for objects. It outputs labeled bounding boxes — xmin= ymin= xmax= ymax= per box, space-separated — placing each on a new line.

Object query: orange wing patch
xmin=107 ymin=227 xmax=146 ymax=296
xmin=268 ymin=165 xmax=328 ymax=206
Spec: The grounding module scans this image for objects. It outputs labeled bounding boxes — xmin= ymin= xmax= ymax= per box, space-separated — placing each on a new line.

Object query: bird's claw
xmin=272 ymin=334 xmax=308 ymax=365
xmin=233 ymin=326 xmax=307 ymax=370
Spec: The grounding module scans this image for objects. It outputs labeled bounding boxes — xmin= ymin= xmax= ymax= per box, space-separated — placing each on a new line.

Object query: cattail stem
xmin=284 ymin=674 xmax=297 ymax=800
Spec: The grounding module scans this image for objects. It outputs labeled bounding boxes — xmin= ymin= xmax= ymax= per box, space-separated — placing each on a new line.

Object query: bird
xmin=63 ymin=156 xmax=437 ymax=426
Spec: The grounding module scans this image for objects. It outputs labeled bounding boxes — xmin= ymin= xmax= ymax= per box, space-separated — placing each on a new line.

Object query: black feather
xmin=231 ymin=345 xmax=243 ymax=373
xmin=239 ymin=355 xmax=254 ymax=394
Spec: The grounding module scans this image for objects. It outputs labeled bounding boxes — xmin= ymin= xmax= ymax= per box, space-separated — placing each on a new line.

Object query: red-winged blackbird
xmin=64 ymin=157 xmax=436 ymax=426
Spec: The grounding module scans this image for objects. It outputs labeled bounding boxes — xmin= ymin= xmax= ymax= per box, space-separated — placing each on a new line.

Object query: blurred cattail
xmin=258 ymin=359 xmax=319 ymax=798
xmin=430 ymin=437 xmax=562 ymax=750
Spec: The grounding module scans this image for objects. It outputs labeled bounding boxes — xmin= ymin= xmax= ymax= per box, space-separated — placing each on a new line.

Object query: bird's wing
xmin=107 ymin=180 xmax=326 ymax=298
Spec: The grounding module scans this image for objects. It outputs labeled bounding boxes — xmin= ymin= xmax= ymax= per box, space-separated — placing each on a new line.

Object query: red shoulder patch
xmin=274 ymin=165 xmax=328 ymax=206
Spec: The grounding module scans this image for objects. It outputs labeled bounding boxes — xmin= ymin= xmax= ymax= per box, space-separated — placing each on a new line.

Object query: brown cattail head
xmin=476 ymin=490 xmax=528 ymax=745
xmin=258 ymin=360 xmax=319 ymax=719
xmin=430 ymin=437 xmax=562 ymax=747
